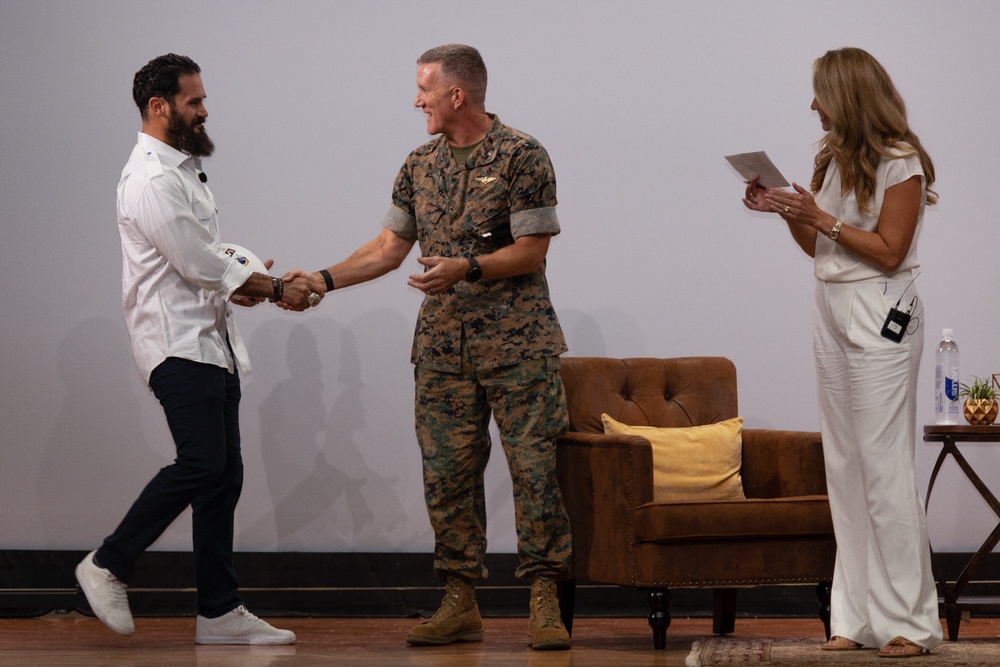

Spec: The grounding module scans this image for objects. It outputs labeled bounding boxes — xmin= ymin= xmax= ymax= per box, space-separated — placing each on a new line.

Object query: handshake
xmin=231 ymin=262 xmax=329 ymax=313
xmin=273 ymin=269 xmax=327 ymax=312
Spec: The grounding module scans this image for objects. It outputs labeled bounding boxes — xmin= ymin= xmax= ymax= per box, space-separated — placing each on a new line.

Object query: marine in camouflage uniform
xmin=384 ymin=113 xmax=572 ymax=582
xmin=294 ymin=44 xmax=572 ymax=649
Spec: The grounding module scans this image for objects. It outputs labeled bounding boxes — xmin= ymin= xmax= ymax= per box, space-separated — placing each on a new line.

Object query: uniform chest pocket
xmin=414 ymin=190 xmax=448 ymax=224
xmin=192 ymin=196 xmax=216 ymax=222
xmin=465 ymin=172 xmax=508 ymax=211
xmin=466 ymin=206 xmax=513 ymax=249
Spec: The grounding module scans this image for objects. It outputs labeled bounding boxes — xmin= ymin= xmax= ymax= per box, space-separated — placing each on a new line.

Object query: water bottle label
xmin=946 ymin=377 xmax=960 ymax=401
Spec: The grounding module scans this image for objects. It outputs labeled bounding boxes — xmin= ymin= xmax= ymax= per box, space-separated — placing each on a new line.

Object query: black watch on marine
xmin=466 ymin=257 xmax=482 ymax=283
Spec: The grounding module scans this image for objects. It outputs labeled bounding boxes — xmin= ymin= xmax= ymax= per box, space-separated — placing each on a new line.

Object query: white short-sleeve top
xmin=813 ymin=146 xmax=926 ymax=282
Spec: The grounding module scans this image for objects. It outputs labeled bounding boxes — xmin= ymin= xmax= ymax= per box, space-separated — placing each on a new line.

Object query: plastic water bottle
xmin=934 ymin=329 xmax=960 ymax=425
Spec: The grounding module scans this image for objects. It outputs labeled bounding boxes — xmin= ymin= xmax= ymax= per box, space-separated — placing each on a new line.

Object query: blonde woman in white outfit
xmin=742 ymin=47 xmax=942 ymax=659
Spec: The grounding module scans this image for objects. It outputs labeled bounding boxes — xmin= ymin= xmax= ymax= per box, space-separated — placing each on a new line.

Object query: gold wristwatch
xmin=828 ymin=219 xmax=843 ymax=241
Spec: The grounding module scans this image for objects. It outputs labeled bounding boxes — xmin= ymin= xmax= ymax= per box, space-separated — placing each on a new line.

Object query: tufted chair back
xmin=560 ymin=356 xmax=738 ymax=434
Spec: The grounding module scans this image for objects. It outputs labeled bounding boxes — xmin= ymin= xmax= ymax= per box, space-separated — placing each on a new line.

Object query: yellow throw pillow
xmin=601 ymin=414 xmax=745 ymax=503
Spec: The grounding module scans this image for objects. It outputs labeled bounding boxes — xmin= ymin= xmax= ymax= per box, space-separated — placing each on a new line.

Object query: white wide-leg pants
xmin=813 ymin=276 xmax=942 ymax=650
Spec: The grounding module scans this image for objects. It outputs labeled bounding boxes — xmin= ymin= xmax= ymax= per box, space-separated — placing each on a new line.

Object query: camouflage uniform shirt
xmin=382 ymin=115 xmax=568 ymax=372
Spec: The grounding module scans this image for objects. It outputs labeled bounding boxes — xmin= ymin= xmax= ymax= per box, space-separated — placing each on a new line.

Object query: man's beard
xmin=166 ymin=107 xmax=215 ymax=157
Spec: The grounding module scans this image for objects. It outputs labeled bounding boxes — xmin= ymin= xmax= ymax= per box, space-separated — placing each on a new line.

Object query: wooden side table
xmin=923 ymin=424 xmax=1000 ymax=641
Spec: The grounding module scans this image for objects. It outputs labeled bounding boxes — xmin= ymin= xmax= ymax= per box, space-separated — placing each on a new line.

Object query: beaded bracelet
xmin=270 ymin=276 xmax=284 ymax=303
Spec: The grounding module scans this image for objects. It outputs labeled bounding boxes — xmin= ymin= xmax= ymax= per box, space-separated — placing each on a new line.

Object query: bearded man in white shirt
xmin=74 ymin=53 xmax=320 ymax=645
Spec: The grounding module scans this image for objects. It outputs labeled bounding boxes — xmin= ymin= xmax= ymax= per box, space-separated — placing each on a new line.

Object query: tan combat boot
xmin=406 ymin=577 xmax=484 ymax=646
xmin=529 ymin=578 xmax=570 ymax=650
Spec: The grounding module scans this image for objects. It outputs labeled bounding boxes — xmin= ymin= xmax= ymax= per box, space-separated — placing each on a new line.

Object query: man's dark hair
xmin=132 ymin=53 xmax=201 ymax=118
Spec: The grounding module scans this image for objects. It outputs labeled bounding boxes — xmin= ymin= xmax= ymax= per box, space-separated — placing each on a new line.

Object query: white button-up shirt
xmin=117 ymin=132 xmax=253 ymax=385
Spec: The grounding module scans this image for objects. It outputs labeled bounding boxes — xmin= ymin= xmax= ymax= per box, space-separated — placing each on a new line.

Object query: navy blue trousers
xmin=96 ymin=358 xmax=244 ymax=617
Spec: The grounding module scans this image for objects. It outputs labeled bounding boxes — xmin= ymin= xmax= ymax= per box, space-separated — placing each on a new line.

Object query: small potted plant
xmin=959 ymin=376 xmax=999 ymax=425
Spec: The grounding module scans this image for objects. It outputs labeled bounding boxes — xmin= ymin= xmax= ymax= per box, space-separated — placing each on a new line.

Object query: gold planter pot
xmin=963 ymin=398 xmax=999 ymax=425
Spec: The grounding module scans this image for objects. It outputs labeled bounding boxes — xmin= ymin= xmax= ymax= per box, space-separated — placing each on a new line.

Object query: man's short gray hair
xmin=417 ymin=44 xmax=487 ymax=108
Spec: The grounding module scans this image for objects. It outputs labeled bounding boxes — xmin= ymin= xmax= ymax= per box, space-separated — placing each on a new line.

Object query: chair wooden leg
xmin=556 ymin=579 xmax=576 ymax=636
xmin=647 ymin=588 xmax=672 ymax=650
xmin=816 ymin=581 xmax=832 ymax=640
xmin=713 ymin=588 xmax=737 ymax=635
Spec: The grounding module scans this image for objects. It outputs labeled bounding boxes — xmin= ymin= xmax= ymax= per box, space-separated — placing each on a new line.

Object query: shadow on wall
xmin=37 ymin=317 xmax=165 ymax=547
xmin=239 ymin=312 xmax=424 ymax=550
xmin=30 ymin=308 xmax=646 ymax=550
xmin=558 ymin=307 xmax=645 ymax=358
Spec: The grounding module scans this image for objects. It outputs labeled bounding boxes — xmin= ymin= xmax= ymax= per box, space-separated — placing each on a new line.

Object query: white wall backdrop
xmin=2 ymin=0 xmax=998 ymax=554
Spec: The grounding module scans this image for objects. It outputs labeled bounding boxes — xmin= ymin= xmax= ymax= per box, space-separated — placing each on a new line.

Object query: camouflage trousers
xmin=414 ymin=354 xmax=572 ymax=582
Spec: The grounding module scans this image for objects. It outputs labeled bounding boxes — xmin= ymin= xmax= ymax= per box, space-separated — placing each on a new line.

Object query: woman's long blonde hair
xmin=810 ymin=48 xmax=936 ymax=210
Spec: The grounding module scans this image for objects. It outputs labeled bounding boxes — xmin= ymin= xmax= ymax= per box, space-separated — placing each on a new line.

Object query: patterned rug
xmin=685 ymin=637 xmax=1000 ymax=666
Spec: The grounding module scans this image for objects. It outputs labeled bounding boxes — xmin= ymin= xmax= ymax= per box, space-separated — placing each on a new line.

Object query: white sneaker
xmin=196 ymin=605 xmax=296 ymax=645
xmin=74 ymin=550 xmax=134 ymax=636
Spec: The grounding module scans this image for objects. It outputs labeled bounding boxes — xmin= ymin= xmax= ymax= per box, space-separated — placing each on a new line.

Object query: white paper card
xmin=724 ymin=151 xmax=790 ymax=189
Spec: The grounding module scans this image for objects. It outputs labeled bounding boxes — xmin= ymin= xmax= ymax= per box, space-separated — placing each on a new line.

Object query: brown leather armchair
xmin=555 ymin=357 xmax=835 ymax=649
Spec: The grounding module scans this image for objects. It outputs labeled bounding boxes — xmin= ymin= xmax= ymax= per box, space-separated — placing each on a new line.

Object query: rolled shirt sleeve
xmin=511 ymin=206 xmax=560 ymax=238
xmin=382 ymin=204 xmax=417 ymax=241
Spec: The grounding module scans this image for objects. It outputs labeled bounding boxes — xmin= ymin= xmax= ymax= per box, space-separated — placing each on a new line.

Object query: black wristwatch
xmin=465 ymin=257 xmax=482 ymax=283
